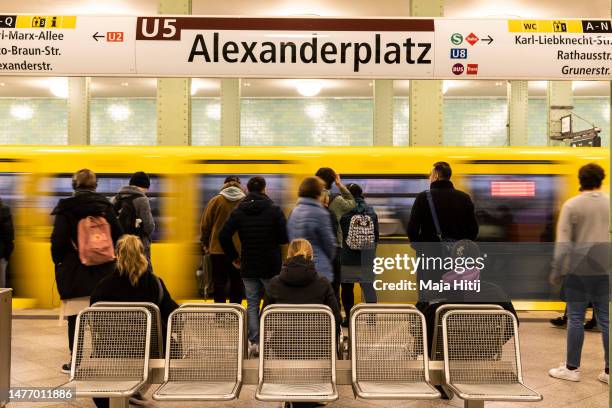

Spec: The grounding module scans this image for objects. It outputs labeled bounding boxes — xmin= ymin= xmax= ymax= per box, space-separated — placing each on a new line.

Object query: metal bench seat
xmin=154 ymin=380 xmax=239 ymax=400
xmin=448 ymin=382 xmax=543 ymax=401
xmin=61 ymin=306 xmax=152 ymax=398
xmin=256 ymin=304 xmax=338 ymax=402
xmin=350 ymin=306 xmax=440 ymax=400
xmin=442 ymin=310 xmax=543 ymax=404
xmin=153 ymin=306 xmax=244 ymax=401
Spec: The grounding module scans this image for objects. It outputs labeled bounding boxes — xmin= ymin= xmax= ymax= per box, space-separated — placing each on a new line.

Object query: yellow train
xmin=1 ymin=146 xmax=608 ymax=310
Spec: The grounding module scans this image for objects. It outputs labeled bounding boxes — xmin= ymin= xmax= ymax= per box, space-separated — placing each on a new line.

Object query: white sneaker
xmin=549 ymin=363 xmax=581 ymax=382
xmin=597 ymin=371 xmax=609 ymax=384
xmin=248 ymin=341 xmax=259 ymax=358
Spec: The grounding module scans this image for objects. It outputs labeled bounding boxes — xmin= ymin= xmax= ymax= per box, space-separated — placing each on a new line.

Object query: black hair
xmin=451 ymin=239 xmax=481 ymax=259
xmin=315 ymin=167 xmax=336 ymax=189
xmin=578 ymin=163 xmax=605 ymax=191
xmin=346 ymin=183 xmax=363 ymax=199
xmin=432 ymin=161 xmax=452 ymax=180
xmin=247 ymin=176 xmax=266 ymax=193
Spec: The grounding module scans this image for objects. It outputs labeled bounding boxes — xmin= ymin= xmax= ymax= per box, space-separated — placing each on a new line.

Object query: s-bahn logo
xmin=452 ymin=63 xmax=464 ymax=75
xmin=450 ymin=33 xmax=463 ymax=45
xmin=450 ymin=48 xmax=467 ymax=59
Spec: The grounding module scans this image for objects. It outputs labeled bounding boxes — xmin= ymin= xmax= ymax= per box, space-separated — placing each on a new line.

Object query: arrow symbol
xmin=483 ymin=35 xmax=493 ymax=45
xmin=92 ymin=32 xmax=104 ymax=41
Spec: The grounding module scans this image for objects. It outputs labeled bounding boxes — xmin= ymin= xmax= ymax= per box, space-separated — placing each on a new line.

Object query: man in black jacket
xmin=219 ymin=176 xmax=288 ymax=356
xmin=50 ymin=169 xmax=123 ymax=373
xmin=407 ymin=161 xmax=478 ymax=243
xmin=0 ymin=198 xmax=14 ymax=288
xmin=407 ymin=162 xmax=478 ymax=301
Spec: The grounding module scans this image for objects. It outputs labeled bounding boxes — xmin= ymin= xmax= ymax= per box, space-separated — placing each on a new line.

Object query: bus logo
xmin=452 ymin=63 xmax=465 ymax=75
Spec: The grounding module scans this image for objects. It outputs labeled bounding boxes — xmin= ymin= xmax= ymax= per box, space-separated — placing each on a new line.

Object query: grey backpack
xmin=346 ymin=212 xmax=375 ymax=250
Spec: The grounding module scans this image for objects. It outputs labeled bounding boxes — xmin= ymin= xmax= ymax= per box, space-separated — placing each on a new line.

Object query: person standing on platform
xmin=0 ymin=197 xmax=14 ymax=288
xmin=51 ymin=169 xmax=122 ymax=374
xmin=113 ymin=171 xmax=155 ymax=259
xmin=287 ymin=177 xmax=336 ymax=282
xmin=219 ymin=176 xmax=288 ymax=357
xmin=549 ymin=163 xmax=609 ymax=384
xmin=200 ymin=176 xmax=245 ymax=304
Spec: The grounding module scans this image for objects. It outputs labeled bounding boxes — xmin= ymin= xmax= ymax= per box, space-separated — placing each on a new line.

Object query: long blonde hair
xmin=287 ymin=238 xmax=314 ymax=260
xmin=115 ymin=235 xmax=148 ymax=286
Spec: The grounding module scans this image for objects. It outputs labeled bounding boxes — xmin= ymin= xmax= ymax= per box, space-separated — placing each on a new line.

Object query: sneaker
xmin=129 ymin=391 xmax=147 ymax=406
xmin=550 ymin=316 xmax=567 ymax=328
xmin=61 ymin=363 xmax=71 ymax=374
xmin=248 ymin=341 xmax=259 ymax=358
xmin=584 ymin=319 xmax=599 ymax=331
xmin=598 ymin=371 xmax=609 ymax=384
xmin=549 ymin=363 xmax=581 ymax=382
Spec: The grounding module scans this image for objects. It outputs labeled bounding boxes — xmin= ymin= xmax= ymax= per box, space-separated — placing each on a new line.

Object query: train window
xmin=467 ymin=174 xmax=559 ymax=242
xmin=42 ymin=174 xmax=166 ymax=241
xmin=340 ymin=175 xmax=430 ymax=237
xmin=197 ymin=174 xmax=288 ymax=230
xmin=0 ymin=173 xmax=23 ymax=209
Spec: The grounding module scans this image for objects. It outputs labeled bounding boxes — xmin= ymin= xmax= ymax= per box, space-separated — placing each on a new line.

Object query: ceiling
xmin=0 ymin=0 xmax=609 ymax=98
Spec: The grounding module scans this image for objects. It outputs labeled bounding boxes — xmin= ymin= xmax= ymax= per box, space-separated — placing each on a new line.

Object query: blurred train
xmin=0 ymin=146 xmax=608 ymax=309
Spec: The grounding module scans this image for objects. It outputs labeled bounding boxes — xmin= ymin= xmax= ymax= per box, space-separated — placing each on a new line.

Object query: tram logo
xmin=450 ymin=33 xmax=463 ymax=45
xmin=466 ymin=33 xmax=479 ymax=45
xmin=467 ymin=63 xmax=478 ymax=75
xmin=450 ymin=48 xmax=467 ymax=59
xmin=452 ymin=63 xmax=464 ymax=75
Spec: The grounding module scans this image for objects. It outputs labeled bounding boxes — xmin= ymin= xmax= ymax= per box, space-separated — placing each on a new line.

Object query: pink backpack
xmin=76 ymin=216 xmax=115 ymax=266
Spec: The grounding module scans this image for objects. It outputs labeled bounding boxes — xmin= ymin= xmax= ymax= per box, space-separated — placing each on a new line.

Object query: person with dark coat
xmin=407 ymin=162 xmax=478 ymax=301
xmin=90 ymin=234 xmax=178 ymax=408
xmin=339 ymin=183 xmax=379 ymax=323
xmin=50 ymin=169 xmax=122 ymax=374
xmin=264 ymin=238 xmax=342 ymax=329
xmin=407 ymin=161 xmax=478 ymax=244
xmin=0 ymin=198 xmax=14 ymax=288
xmin=219 ymin=176 xmax=289 ymax=357
xmin=112 ymin=171 xmax=155 ymax=259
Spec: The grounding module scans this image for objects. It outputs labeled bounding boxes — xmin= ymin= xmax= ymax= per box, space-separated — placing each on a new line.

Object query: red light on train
xmin=490 ymin=181 xmax=536 ymax=197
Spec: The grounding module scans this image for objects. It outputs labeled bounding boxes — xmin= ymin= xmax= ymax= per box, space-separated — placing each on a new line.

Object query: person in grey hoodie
xmin=113 ymin=172 xmax=155 ymax=259
xmin=200 ymin=176 xmax=246 ymax=304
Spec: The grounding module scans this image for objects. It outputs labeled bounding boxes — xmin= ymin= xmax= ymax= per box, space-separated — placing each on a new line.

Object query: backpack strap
xmin=425 ymin=190 xmax=444 ymax=241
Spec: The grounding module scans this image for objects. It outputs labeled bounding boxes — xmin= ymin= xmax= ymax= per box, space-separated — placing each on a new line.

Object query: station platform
xmin=9 ymin=311 xmax=607 ymax=408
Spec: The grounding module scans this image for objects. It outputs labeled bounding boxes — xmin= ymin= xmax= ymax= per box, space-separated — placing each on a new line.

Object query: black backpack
xmin=114 ymin=194 xmax=142 ymax=236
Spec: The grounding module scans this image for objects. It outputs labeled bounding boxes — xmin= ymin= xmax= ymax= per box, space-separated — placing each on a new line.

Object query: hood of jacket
xmin=238 ymin=192 xmax=273 ymax=214
xmin=51 ymin=190 xmax=113 ymax=217
xmin=296 ymin=197 xmax=324 ymax=208
xmin=115 ymin=185 xmax=146 ymax=199
xmin=220 ymin=186 xmax=246 ymax=202
xmin=279 ymin=255 xmax=318 ymax=286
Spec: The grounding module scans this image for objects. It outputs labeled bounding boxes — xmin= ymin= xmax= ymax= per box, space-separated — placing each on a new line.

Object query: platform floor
xmin=8 ymin=312 xmax=609 ymax=408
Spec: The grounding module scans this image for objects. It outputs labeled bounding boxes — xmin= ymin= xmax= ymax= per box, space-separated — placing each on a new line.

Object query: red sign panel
xmin=107 ymin=32 xmax=124 ymax=42
xmin=491 ymin=181 xmax=536 ymax=197
xmin=467 ymin=63 xmax=478 ymax=74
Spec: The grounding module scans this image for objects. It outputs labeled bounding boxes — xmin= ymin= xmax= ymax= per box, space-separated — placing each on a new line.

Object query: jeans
xmin=242 ymin=277 xmax=270 ymax=343
xmin=211 ymin=254 xmax=244 ymax=304
xmin=567 ymin=300 xmax=609 ymax=369
xmin=341 ymin=282 xmax=377 ymax=317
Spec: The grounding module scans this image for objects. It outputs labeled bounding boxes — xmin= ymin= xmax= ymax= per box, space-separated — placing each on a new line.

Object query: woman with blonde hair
xmin=263 ymin=238 xmax=341 ymax=325
xmin=91 ymin=234 xmax=178 ymax=328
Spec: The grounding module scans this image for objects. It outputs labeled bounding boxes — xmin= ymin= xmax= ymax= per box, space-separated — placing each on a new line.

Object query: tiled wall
xmin=0 ymin=96 xmax=609 ymax=147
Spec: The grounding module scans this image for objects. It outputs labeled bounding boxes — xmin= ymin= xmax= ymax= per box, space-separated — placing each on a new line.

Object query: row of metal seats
xmin=60 ymin=302 xmax=542 ymax=405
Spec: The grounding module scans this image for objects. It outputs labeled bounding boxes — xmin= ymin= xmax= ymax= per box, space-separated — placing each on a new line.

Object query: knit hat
xmin=129 ymin=171 xmax=150 ymax=189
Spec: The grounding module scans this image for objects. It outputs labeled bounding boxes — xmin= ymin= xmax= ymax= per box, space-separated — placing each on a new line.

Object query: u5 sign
xmin=0 ymin=15 xmax=610 ymax=79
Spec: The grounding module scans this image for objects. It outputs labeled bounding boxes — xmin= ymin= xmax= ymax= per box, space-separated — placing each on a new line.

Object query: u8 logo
xmin=450 ymin=48 xmax=468 ymax=59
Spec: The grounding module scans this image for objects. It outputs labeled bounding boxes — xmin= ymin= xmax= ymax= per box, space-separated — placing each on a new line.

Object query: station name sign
xmin=0 ymin=15 xmax=610 ymax=79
